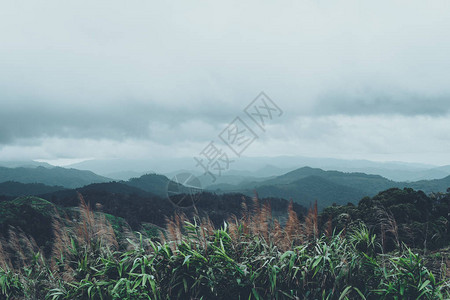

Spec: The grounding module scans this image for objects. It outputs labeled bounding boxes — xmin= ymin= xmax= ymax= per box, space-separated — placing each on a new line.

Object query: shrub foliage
xmin=0 ymin=193 xmax=449 ymax=299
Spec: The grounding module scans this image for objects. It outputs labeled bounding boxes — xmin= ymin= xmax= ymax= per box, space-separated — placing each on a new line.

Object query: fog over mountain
xmin=65 ymin=156 xmax=449 ymax=183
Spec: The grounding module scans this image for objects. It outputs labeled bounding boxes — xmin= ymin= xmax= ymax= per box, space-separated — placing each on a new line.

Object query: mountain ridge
xmin=207 ymin=166 xmax=450 ymax=208
xmin=0 ymin=166 xmax=111 ymax=188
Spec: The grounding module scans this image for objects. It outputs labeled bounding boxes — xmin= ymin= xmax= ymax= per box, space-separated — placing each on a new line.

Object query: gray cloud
xmin=315 ymin=89 xmax=450 ymax=116
xmin=0 ymin=92 xmax=238 ymax=145
xmin=1 ymin=0 xmax=450 ymax=164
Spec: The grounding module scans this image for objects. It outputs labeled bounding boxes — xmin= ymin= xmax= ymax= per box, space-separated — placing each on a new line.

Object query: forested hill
xmin=0 ymin=181 xmax=65 ymax=197
xmin=1 ymin=165 xmax=450 ymax=210
xmin=0 ymin=166 xmax=111 ymax=188
xmin=208 ymin=166 xmax=450 ymax=208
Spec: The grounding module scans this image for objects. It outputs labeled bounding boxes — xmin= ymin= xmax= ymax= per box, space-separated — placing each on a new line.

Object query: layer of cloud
xmin=2 ymin=114 xmax=450 ymax=166
xmin=1 ymin=0 xmax=449 ymax=164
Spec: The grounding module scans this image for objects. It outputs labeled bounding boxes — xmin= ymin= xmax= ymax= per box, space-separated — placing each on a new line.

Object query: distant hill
xmin=249 ymin=175 xmax=367 ymax=208
xmin=264 ymin=167 xmax=397 ymax=196
xmin=163 ymin=166 xmax=450 ymax=209
xmin=405 ymin=175 xmax=450 ymax=193
xmin=208 ymin=166 xmax=450 ymax=209
xmin=2 ymin=164 xmax=449 ymax=212
xmin=124 ymin=174 xmax=172 ymax=197
xmin=0 ymin=166 xmax=111 ymax=188
xmin=40 ymin=181 xmax=153 ymax=208
xmin=80 ymin=181 xmax=151 ymax=196
xmin=66 ymin=156 xmax=448 ymax=182
xmin=104 ymin=171 xmax=147 ymax=181
xmin=0 ymin=160 xmax=54 ymax=168
xmin=37 ymin=181 xmax=306 ymax=231
xmin=0 ymin=181 xmax=65 ymax=196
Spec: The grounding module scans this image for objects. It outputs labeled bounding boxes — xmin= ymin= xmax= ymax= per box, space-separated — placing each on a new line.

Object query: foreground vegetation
xmin=0 ymin=193 xmax=449 ymax=299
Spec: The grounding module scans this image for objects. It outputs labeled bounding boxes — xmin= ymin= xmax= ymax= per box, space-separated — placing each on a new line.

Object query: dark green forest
xmin=0 ymin=182 xmax=449 ymax=299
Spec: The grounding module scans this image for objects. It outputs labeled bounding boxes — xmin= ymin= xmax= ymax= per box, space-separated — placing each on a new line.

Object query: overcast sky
xmin=1 ymin=0 xmax=450 ymax=166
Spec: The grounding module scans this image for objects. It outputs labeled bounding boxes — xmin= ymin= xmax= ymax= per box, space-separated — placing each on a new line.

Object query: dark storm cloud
xmin=0 ymin=92 xmax=239 ymax=145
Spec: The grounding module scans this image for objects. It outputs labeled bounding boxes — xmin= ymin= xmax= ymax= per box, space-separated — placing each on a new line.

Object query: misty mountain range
xmin=63 ymin=156 xmax=450 ymax=182
xmin=0 ymin=166 xmax=110 ymax=189
xmin=0 ymin=160 xmax=449 ymax=209
xmin=208 ymin=166 xmax=450 ymax=208
xmin=3 ymin=157 xmax=450 ymax=182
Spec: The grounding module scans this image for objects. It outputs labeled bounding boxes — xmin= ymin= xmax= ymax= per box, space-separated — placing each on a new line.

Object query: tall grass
xmin=0 ymin=194 xmax=449 ymax=299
